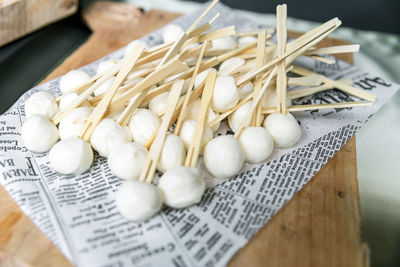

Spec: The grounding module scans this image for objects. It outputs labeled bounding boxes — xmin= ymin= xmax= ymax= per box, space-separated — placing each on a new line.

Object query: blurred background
xmin=0 ymin=1 xmax=399 ymax=266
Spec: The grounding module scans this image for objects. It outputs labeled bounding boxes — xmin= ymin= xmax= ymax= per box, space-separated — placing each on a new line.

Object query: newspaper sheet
xmin=0 ymin=3 xmax=398 ymax=267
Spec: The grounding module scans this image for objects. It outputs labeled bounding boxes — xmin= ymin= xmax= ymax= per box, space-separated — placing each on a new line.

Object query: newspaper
xmin=0 ymin=3 xmax=398 ymax=267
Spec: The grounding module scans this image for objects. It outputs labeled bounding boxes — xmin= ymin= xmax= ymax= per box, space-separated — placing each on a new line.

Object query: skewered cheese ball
xmin=212 ymin=75 xmax=239 ymax=112
xmin=157 ymin=134 xmax=186 ymax=173
xmin=116 ymin=180 xmax=163 ymax=221
xmin=96 ymin=60 xmax=119 ymax=75
xmin=204 ymin=135 xmax=245 ymax=179
xmin=25 ymin=91 xmax=59 ymax=119
xmin=263 ymin=112 xmax=301 ymax=148
xmin=93 ymin=76 xmax=115 ymax=96
xmin=238 ymin=36 xmax=257 ymax=46
xmin=108 ymin=142 xmax=148 ymax=180
xmin=238 ymin=81 xmax=254 ymax=100
xmin=21 ymin=115 xmax=59 ymax=153
xmin=185 ymin=98 xmax=220 ymax=132
xmin=262 ymin=87 xmax=292 ymax=108
xmin=162 ymin=24 xmax=185 ymax=44
xmin=194 ymin=68 xmax=215 ymax=88
xmin=106 ymin=106 xmax=125 ymax=121
xmin=179 ymin=119 xmax=213 ymax=154
xmin=158 ymin=166 xmax=206 ymax=208
xmin=238 ymin=127 xmax=274 ymax=163
xmin=128 ymin=109 xmax=161 ymax=147
xmin=59 ymin=107 xmax=92 ymax=140
xmin=90 ymin=119 xmax=132 ymax=157
xmin=211 ymin=36 xmax=236 ymax=50
xmin=59 ymin=69 xmax=91 ymax=94
xmin=218 ymin=57 xmax=245 ymax=75
xmin=59 ymin=92 xmax=78 ymax=111
xmin=49 ymin=136 xmax=93 ymax=174
xmin=149 ymin=92 xmax=169 ymax=116
xmin=124 ymin=40 xmax=150 ymax=57
xmin=228 ymin=100 xmax=253 ymax=132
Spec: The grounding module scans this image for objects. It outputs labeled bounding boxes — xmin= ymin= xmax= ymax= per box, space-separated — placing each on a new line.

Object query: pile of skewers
xmin=20 ymin=1 xmax=376 ymax=221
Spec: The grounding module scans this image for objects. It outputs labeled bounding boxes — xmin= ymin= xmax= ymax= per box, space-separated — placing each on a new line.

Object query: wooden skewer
xmin=209 ymin=93 xmax=252 ymax=127
xmin=139 ymin=80 xmax=185 ymax=184
xmin=308 ymin=55 xmax=336 ymax=64
xmin=289 ymin=78 xmax=355 ymax=99
xmin=179 ymin=41 xmax=212 ymax=61
xmin=287 ymin=74 xmax=324 ymax=86
xmin=187 ymin=23 xmax=212 ymax=38
xmin=219 ymin=57 xmax=245 ymax=76
xmin=185 ymin=69 xmax=216 ymax=167
xmin=116 ymin=89 xmax=148 ymax=127
xmin=209 ymin=12 xmax=220 ymax=24
xmin=174 ymin=41 xmax=208 ymax=135
xmin=80 ymin=43 xmax=145 ymax=141
xmin=253 ymin=29 xmax=267 ymax=126
xmin=141 ymin=82 xmax=174 ymax=106
xmin=237 ymin=30 xmax=260 ymax=37
xmin=186 ymin=26 xmax=236 ymax=47
xmin=291 ymin=65 xmax=376 ymax=102
xmin=55 ymin=72 xmax=101 ymax=102
xmin=157 ymin=33 xmax=188 ymax=68
xmin=305 ymin=44 xmax=360 ymax=55
xmin=276 ymin=4 xmax=288 ymax=115
xmin=262 ymin=101 xmax=373 ymax=114
xmin=187 ymin=0 xmax=219 ymax=32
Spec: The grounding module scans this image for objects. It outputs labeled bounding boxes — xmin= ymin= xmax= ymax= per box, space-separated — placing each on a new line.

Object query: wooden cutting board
xmin=0 ymin=2 xmax=368 ymax=266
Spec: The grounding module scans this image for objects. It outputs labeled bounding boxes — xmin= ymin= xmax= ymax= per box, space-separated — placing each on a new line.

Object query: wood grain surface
xmin=0 ymin=2 xmax=368 ymax=266
xmin=0 ymin=0 xmax=79 ymax=47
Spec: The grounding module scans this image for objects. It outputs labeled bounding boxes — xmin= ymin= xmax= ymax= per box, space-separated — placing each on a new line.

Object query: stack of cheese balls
xmin=20 ymin=22 xmax=305 ymax=223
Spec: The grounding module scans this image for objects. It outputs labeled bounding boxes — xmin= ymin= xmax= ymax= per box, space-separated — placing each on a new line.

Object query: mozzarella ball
xmin=239 ymin=127 xmax=274 ymax=163
xmin=228 ymin=100 xmax=253 ymax=132
xmin=94 ymin=76 xmax=115 ymax=96
xmin=124 ymin=40 xmax=150 ymax=58
xmin=21 ymin=115 xmax=59 ymax=153
xmin=116 ymin=180 xmax=163 ymax=221
xmin=96 ymin=60 xmax=119 ymax=75
xmin=238 ymin=36 xmax=257 ymax=46
xmin=108 ymin=142 xmax=147 ymax=180
xmin=185 ymin=98 xmax=220 ymax=132
xmin=59 ymin=107 xmax=92 ymax=140
xmin=212 ymin=75 xmax=239 ymax=112
xmin=128 ymin=109 xmax=161 ymax=147
xmin=238 ymin=81 xmax=254 ymax=100
xmin=90 ymin=119 xmax=132 ymax=157
xmin=212 ymin=36 xmax=236 ymax=50
xmin=204 ymin=135 xmax=245 ymax=179
xmin=106 ymin=106 xmax=124 ymax=121
xmin=218 ymin=57 xmax=245 ymax=75
xmin=179 ymin=119 xmax=213 ymax=154
xmin=49 ymin=137 xmax=93 ymax=174
xmin=149 ymin=92 xmax=169 ymax=116
xmin=158 ymin=166 xmax=205 ymax=208
xmin=162 ymin=24 xmax=184 ymax=44
xmin=25 ymin=91 xmax=59 ymax=119
xmin=157 ymin=134 xmax=186 ymax=173
xmin=263 ymin=112 xmax=301 ymax=148
xmin=59 ymin=69 xmax=90 ymax=94
xmin=194 ymin=68 xmax=215 ymax=88
xmin=262 ymin=87 xmax=292 ymax=108
xmin=59 ymin=92 xmax=78 ymax=111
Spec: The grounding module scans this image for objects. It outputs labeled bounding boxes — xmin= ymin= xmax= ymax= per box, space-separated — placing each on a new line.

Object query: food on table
xmin=263 ymin=112 xmax=301 ymax=148
xmin=25 ymin=91 xmax=59 ymax=119
xmin=162 ymin=24 xmax=185 ymax=44
xmin=59 ymin=107 xmax=92 ymax=140
xmin=157 ymin=134 xmax=186 ymax=173
xmin=212 ymin=75 xmax=239 ymax=112
xmin=59 ymin=69 xmax=91 ymax=93
xmin=128 ymin=108 xmax=161 ymax=147
xmin=21 ymin=115 xmax=59 ymax=153
xmin=239 ymin=126 xmax=274 ymax=163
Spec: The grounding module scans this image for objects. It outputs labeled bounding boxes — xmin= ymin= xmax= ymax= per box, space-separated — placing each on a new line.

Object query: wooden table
xmin=0 ymin=2 xmax=368 ymax=266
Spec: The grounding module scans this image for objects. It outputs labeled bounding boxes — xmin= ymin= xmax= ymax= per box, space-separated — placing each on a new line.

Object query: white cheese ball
xmin=59 ymin=92 xmax=78 ymax=111
xmin=185 ymin=98 xmax=220 ymax=132
xmin=106 ymin=106 xmax=124 ymax=121
xmin=129 ymin=109 xmax=161 ymax=147
xmin=124 ymin=40 xmax=150 ymax=58
xmin=218 ymin=57 xmax=245 ymax=74
xmin=239 ymin=127 xmax=274 ymax=163
xmin=179 ymin=119 xmax=213 ymax=154
xmin=238 ymin=81 xmax=254 ymax=100
xmin=90 ymin=119 xmax=132 ymax=157
xmin=262 ymin=87 xmax=292 ymax=108
xmin=149 ymin=92 xmax=169 ymax=116
xmin=21 ymin=115 xmax=59 ymax=153
xmin=162 ymin=24 xmax=184 ymax=44
xmin=157 ymin=134 xmax=186 ymax=173
xmin=59 ymin=107 xmax=92 ymax=140
xmin=108 ymin=142 xmax=147 ymax=180
xmin=204 ymin=135 xmax=245 ymax=179
xmin=194 ymin=68 xmax=215 ymax=88
xmin=49 ymin=136 xmax=93 ymax=174
xmin=238 ymin=36 xmax=257 ymax=46
xmin=228 ymin=100 xmax=253 ymax=133
xmin=158 ymin=166 xmax=205 ymax=208
xmin=116 ymin=180 xmax=163 ymax=221
xmin=59 ymin=69 xmax=91 ymax=94
xmin=212 ymin=36 xmax=236 ymax=50
xmin=212 ymin=75 xmax=239 ymax=112
xmin=25 ymin=91 xmax=59 ymax=119
xmin=93 ymin=76 xmax=115 ymax=96
xmin=263 ymin=112 xmax=301 ymax=148
xmin=96 ymin=60 xmax=119 ymax=75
